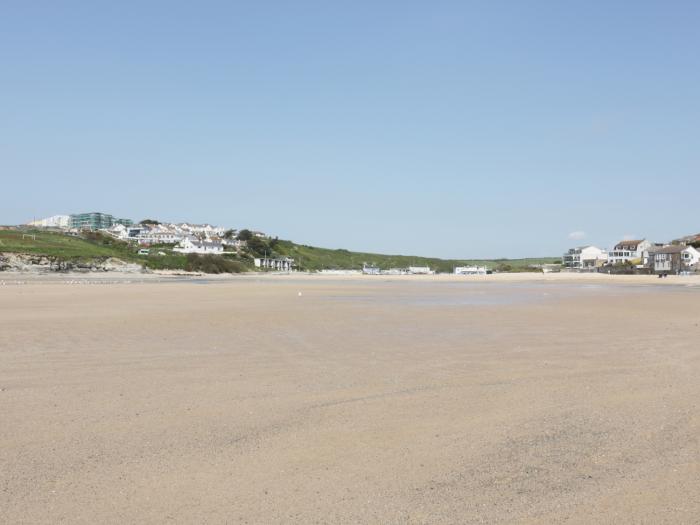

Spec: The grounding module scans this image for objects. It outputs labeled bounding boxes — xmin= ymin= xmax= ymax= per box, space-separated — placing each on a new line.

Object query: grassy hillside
xmin=0 ymin=228 xmax=558 ymax=273
xmin=0 ymin=229 xmax=249 ymax=273
xmin=0 ymin=229 xmax=124 ymax=258
xmin=254 ymin=239 xmax=558 ymax=272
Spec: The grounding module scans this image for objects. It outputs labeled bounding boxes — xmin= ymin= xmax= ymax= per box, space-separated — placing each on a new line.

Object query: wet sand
xmin=1 ymin=275 xmax=699 ymax=523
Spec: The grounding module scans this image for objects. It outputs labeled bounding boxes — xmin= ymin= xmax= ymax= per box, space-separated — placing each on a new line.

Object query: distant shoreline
xmin=2 ymin=270 xmax=699 ymax=287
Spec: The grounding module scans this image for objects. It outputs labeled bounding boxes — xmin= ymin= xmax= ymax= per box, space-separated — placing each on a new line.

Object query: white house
xmin=103 ymin=223 xmax=128 ymax=239
xmin=681 ymin=245 xmax=700 ymax=269
xmin=173 ymin=238 xmax=224 ymax=255
xmin=454 ymin=266 xmax=488 ymax=275
xmin=178 ymin=223 xmax=226 ymax=237
xmin=103 ymin=224 xmax=150 ymax=242
xmin=145 ymin=230 xmax=183 ymax=245
xmin=407 ymin=266 xmax=434 ymax=275
xmin=562 ymin=246 xmax=608 ymax=269
xmin=608 ymin=239 xmax=653 ymax=265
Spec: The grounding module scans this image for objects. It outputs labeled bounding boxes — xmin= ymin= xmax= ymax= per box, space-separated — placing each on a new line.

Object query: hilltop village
xmin=10 ymin=211 xmax=700 ymax=276
xmin=24 ymin=211 xmax=291 ymax=271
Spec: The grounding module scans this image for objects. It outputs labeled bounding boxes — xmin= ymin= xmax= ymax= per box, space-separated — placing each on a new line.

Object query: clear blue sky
xmin=2 ymin=1 xmax=698 ymax=258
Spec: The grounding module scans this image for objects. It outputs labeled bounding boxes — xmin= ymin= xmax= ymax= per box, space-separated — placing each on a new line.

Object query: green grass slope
xmin=0 ymin=229 xmax=248 ymax=273
xmin=0 ymin=229 xmax=558 ymax=273
xmin=266 ymin=239 xmax=558 ymax=272
xmin=0 ymin=229 xmax=125 ymax=258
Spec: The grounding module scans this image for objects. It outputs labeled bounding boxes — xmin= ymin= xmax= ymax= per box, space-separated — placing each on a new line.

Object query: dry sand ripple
xmin=1 ymin=276 xmax=699 ymax=523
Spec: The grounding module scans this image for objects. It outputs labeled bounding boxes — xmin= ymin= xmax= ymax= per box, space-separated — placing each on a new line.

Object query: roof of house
xmin=614 ymin=239 xmax=645 ymax=248
xmin=653 ymin=245 xmax=685 ymax=254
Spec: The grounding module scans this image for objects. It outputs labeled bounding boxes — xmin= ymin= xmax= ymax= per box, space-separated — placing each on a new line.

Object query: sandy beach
xmin=1 ymin=273 xmax=699 ymax=523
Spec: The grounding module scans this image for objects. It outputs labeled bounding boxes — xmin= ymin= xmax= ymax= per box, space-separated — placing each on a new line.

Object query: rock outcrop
xmin=0 ymin=253 xmax=145 ymax=273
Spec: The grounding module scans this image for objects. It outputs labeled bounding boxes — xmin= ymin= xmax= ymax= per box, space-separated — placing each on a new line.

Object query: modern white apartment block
xmin=27 ymin=215 xmax=71 ymax=228
xmin=562 ymin=246 xmax=608 ymax=269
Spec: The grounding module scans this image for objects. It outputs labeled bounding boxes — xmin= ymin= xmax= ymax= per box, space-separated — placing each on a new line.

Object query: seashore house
xmin=607 ymin=239 xmax=653 ymax=266
xmin=649 ymin=245 xmax=700 ymax=275
xmin=562 ymin=245 xmax=608 ymax=270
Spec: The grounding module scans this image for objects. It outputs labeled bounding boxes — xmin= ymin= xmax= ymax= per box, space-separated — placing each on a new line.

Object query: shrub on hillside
xmin=246 ymin=236 xmax=268 ymax=257
xmin=185 ymin=253 xmax=245 ymax=274
xmin=82 ymin=231 xmax=130 ymax=250
xmin=494 ymin=262 xmax=513 ymax=272
xmin=236 ymin=229 xmax=253 ymax=241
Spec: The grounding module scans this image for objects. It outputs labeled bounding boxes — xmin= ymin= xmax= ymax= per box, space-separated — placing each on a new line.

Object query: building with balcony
xmin=69 ymin=212 xmax=133 ymax=231
xmin=607 ymin=239 xmax=653 ymax=265
xmin=562 ymin=246 xmax=607 ymax=269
